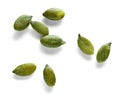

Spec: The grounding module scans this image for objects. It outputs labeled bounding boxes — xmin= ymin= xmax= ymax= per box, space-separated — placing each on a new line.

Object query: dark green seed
xmin=30 ymin=21 xmax=49 ymax=35
xmin=77 ymin=34 xmax=94 ymax=55
xmin=43 ymin=8 xmax=65 ymax=20
xmin=96 ymin=42 xmax=111 ymax=63
xmin=40 ymin=35 xmax=65 ymax=48
xmin=14 ymin=15 xmax=32 ymax=31
xmin=43 ymin=64 xmax=56 ymax=87
xmin=12 ymin=63 xmax=36 ymax=76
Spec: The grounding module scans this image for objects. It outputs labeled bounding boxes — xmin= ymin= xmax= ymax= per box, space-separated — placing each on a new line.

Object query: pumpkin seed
xmin=30 ymin=21 xmax=49 ymax=35
xmin=96 ymin=42 xmax=111 ymax=63
xmin=40 ymin=35 xmax=65 ymax=48
xmin=77 ymin=34 xmax=94 ymax=55
xmin=43 ymin=64 xmax=56 ymax=86
xmin=14 ymin=15 xmax=32 ymax=31
xmin=43 ymin=8 xmax=65 ymax=20
xmin=12 ymin=63 xmax=36 ymax=76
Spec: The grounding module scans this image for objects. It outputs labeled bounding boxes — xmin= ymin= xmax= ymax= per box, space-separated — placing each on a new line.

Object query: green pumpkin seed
xmin=77 ymin=34 xmax=94 ymax=55
xmin=43 ymin=8 xmax=65 ymax=20
xmin=96 ymin=42 xmax=111 ymax=63
xmin=40 ymin=35 xmax=65 ymax=48
xmin=14 ymin=15 xmax=32 ymax=31
xmin=12 ymin=63 xmax=36 ymax=76
xmin=43 ymin=64 xmax=56 ymax=86
xmin=30 ymin=21 xmax=49 ymax=35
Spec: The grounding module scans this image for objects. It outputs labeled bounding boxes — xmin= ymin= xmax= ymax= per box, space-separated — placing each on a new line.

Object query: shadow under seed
xmin=13 ymin=28 xmax=42 ymax=40
xmin=12 ymin=74 xmax=32 ymax=80
xmin=96 ymin=61 xmax=106 ymax=68
xmin=42 ymin=18 xmax=62 ymax=27
xmin=39 ymin=45 xmax=62 ymax=55
xmin=13 ymin=28 xmax=30 ymax=40
xmin=42 ymin=79 xmax=53 ymax=92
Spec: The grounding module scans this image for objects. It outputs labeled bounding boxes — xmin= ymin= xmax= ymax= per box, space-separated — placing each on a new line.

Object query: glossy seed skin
xmin=40 ymin=35 xmax=65 ymax=48
xmin=14 ymin=15 xmax=32 ymax=31
xmin=12 ymin=63 xmax=36 ymax=76
xmin=43 ymin=64 xmax=56 ymax=87
xmin=43 ymin=8 xmax=65 ymax=20
xmin=96 ymin=42 xmax=111 ymax=63
xmin=77 ymin=34 xmax=94 ymax=55
xmin=30 ymin=21 xmax=49 ymax=35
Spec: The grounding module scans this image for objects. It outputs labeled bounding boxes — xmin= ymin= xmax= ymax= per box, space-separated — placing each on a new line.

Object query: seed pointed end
xmin=43 ymin=12 xmax=45 ymax=17
xmin=61 ymin=41 xmax=66 ymax=45
xmin=108 ymin=42 xmax=112 ymax=46
xmin=107 ymin=42 xmax=112 ymax=48
xmin=78 ymin=34 xmax=81 ymax=38
xmin=45 ymin=64 xmax=49 ymax=67
xmin=30 ymin=15 xmax=33 ymax=18
xmin=12 ymin=70 xmax=15 ymax=73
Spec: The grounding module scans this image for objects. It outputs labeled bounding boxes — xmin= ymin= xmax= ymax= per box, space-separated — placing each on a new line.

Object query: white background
xmin=0 ymin=0 xmax=120 ymax=98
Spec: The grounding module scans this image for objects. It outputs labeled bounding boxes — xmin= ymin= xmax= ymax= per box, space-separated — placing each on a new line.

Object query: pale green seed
xmin=12 ymin=63 xmax=36 ymax=76
xmin=77 ymin=34 xmax=94 ymax=55
xmin=43 ymin=64 xmax=56 ymax=87
xmin=30 ymin=21 xmax=49 ymax=35
xmin=14 ymin=15 xmax=32 ymax=31
xmin=96 ymin=42 xmax=111 ymax=63
xmin=40 ymin=35 xmax=65 ymax=48
xmin=43 ymin=8 xmax=65 ymax=20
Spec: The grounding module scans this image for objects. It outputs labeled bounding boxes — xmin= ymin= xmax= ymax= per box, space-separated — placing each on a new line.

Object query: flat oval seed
xmin=12 ymin=63 xmax=36 ymax=76
xmin=43 ymin=64 xmax=56 ymax=86
xmin=43 ymin=8 xmax=65 ymax=20
xmin=30 ymin=21 xmax=49 ymax=35
xmin=14 ymin=15 xmax=32 ymax=31
xmin=40 ymin=35 xmax=65 ymax=48
xmin=77 ymin=34 xmax=94 ymax=55
xmin=96 ymin=42 xmax=111 ymax=63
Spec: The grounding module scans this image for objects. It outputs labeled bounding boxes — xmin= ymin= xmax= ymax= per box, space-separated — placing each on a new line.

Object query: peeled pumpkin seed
xmin=43 ymin=64 xmax=56 ymax=86
xmin=96 ymin=42 xmax=111 ymax=63
xmin=43 ymin=8 xmax=65 ymax=20
xmin=40 ymin=35 xmax=65 ymax=48
xmin=14 ymin=15 xmax=32 ymax=31
xmin=12 ymin=63 xmax=36 ymax=76
xmin=77 ymin=34 xmax=94 ymax=55
xmin=30 ymin=21 xmax=49 ymax=35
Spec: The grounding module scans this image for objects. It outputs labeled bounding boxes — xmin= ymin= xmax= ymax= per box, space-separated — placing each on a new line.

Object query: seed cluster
xmin=77 ymin=34 xmax=111 ymax=63
xmin=13 ymin=8 xmax=112 ymax=88
xmin=13 ymin=63 xmax=56 ymax=87
xmin=14 ymin=8 xmax=66 ymax=48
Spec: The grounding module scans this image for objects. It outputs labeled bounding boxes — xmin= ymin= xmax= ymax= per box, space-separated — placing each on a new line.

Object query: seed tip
xmin=107 ymin=42 xmax=112 ymax=47
xmin=43 ymin=13 xmax=45 ymax=16
xmin=30 ymin=15 xmax=33 ymax=18
xmin=61 ymin=41 xmax=66 ymax=45
xmin=78 ymin=34 xmax=81 ymax=38
xmin=45 ymin=64 xmax=49 ymax=67
xmin=109 ymin=42 xmax=112 ymax=46
xmin=12 ymin=70 xmax=15 ymax=73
